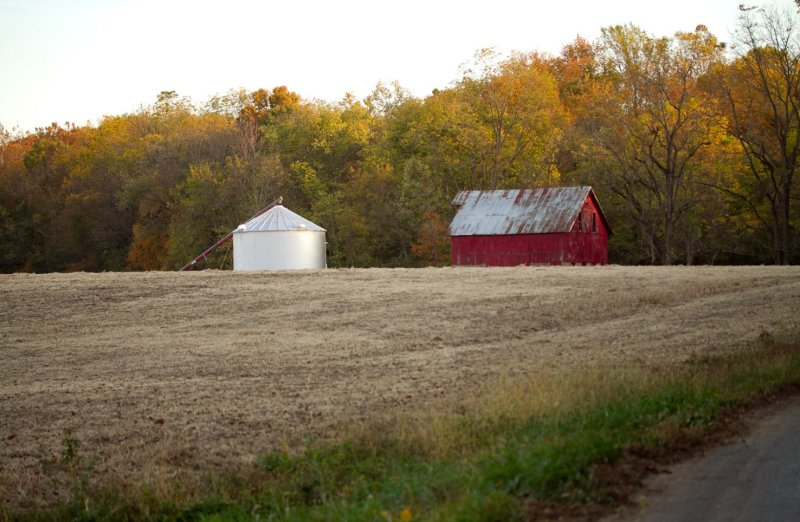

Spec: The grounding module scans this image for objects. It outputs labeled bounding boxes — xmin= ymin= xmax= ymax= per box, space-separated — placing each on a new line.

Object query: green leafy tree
xmin=121 ymin=95 xmax=238 ymax=269
xmin=20 ymin=124 xmax=86 ymax=271
xmin=0 ymin=130 xmax=37 ymax=271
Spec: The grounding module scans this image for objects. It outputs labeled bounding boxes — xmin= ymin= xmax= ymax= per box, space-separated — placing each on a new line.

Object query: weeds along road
xmin=622 ymin=395 xmax=800 ymax=522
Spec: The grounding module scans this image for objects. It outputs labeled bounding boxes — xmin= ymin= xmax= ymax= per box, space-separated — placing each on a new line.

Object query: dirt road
xmin=616 ymin=396 xmax=800 ymax=522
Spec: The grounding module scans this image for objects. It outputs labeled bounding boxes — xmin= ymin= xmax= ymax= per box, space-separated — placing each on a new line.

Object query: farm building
xmin=232 ymin=204 xmax=326 ymax=271
xmin=448 ymin=186 xmax=610 ymax=266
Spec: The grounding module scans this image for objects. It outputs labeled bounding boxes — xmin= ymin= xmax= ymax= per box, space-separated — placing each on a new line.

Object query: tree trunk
xmin=778 ymin=178 xmax=791 ymax=265
xmin=662 ymin=174 xmax=676 ymax=266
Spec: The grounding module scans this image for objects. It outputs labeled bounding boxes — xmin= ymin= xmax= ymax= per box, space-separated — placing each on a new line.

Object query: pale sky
xmin=0 ymin=0 xmax=787 ymax=133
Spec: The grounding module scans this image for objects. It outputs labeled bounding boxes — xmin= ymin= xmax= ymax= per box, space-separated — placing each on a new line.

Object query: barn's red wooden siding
xmin=451 ymin=231 xmax=608 ymax=266
xmin=450 ymin=189 xmax=610 ymax=266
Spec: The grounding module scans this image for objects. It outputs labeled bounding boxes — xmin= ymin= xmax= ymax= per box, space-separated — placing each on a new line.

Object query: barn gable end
xmin=449 ymin=187 xmax=610 ymax=266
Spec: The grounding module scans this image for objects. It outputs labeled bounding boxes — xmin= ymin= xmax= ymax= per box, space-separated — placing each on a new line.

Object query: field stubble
xmin=1 ymin=266 xmax=799 ymax=508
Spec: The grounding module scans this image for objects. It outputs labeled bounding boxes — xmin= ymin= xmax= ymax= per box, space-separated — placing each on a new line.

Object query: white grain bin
xmin=232 ymin=205 xmax=326 ymax=271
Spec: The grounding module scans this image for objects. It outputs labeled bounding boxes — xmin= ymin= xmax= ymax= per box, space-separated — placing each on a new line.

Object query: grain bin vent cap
xmin=236 ymin=205 xmax=325 ymax=232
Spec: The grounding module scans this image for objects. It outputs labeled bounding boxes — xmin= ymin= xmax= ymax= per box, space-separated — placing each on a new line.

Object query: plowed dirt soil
xmin=2 ymin=266 xmax=799 ymax=508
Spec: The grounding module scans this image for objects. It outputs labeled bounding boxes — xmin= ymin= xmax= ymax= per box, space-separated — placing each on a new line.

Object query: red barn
xmin=449 ymin=187 xmax=611 ymax=266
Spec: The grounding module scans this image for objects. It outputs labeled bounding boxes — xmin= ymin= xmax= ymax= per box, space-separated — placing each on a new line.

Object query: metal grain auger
xmin=177 ymin=196 xmax=283 ymax=271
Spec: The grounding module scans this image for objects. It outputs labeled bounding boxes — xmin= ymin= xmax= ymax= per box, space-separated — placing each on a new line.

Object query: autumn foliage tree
xmin=411 ymin=211 xmax=451 ymax=266
xmin=1 ymin=4 xmax=799 ymax=271
xmin=576 ymin=25 xmax=727 ymax=264
xmin=712 ymin=5 xmax=800 ymax=264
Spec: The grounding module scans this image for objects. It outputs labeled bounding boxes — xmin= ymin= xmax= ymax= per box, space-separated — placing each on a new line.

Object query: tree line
xmin=1 ymin=4 xmax=798 ymax=272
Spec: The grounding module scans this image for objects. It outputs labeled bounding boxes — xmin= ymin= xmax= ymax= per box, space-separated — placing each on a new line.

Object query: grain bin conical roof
xmin=239 ymin=205 xmax=325 ymax=232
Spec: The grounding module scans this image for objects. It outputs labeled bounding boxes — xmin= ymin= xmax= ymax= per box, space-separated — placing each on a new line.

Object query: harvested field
xmin=1 ymin=266 xmax=799 ymax=508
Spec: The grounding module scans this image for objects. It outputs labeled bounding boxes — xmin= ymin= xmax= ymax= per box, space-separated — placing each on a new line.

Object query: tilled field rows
xmin=1 ymin=266 xmax=799 ymax=507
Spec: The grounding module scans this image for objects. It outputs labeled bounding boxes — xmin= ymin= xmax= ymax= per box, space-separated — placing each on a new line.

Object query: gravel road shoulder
xmin=606 ymin=394 xmax=800 ymax=522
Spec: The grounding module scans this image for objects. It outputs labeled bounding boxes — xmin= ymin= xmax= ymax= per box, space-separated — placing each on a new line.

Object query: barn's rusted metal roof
xmin=449 ymin=187 xmax=595 ymax=236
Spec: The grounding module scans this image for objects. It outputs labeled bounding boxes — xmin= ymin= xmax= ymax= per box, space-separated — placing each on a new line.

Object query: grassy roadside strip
xmin=9 ymin=333 xmax=800 ymax=522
